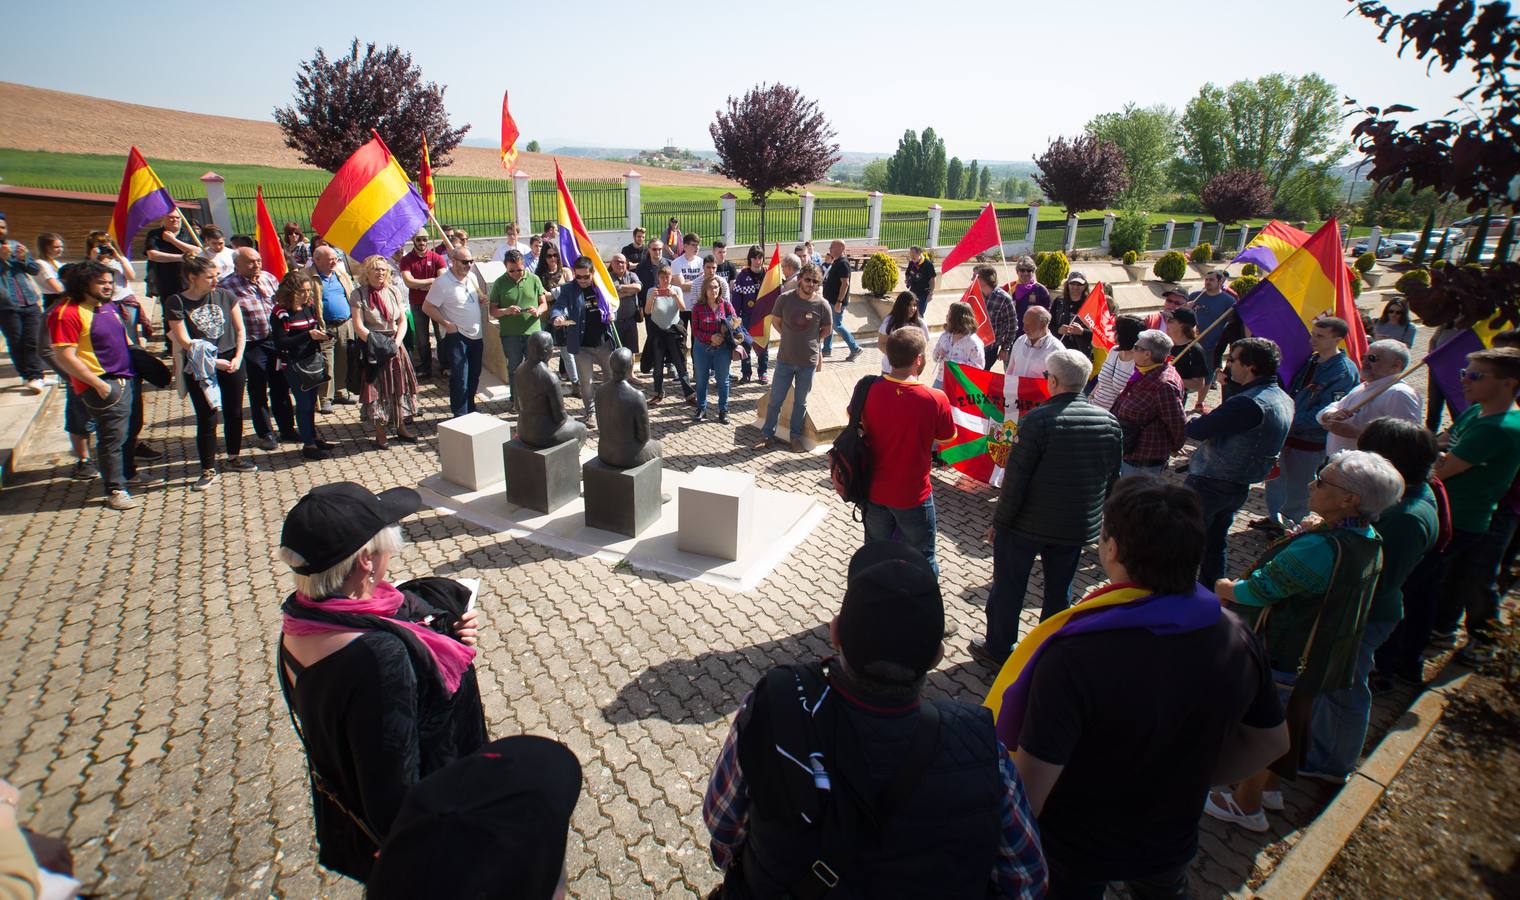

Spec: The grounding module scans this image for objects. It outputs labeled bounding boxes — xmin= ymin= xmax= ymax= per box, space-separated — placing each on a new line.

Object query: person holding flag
xmin=732 ymin=245 xmax=770 ymax=384
xmin=551 ymin=256 xmax=618 ymax=427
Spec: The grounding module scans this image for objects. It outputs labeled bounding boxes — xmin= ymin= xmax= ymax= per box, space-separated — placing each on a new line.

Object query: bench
xmin=842 ymin=245 xmax=888 ymax=270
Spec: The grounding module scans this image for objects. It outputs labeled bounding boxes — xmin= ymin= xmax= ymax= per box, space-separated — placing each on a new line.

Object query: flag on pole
xmin=553 ymin=161 xmax=618 ymax=341
xmin=1231 ymin=220 xmax=1312 ymax=274
xmin=500 ymin=90 xmax=520 ymax=171
xmin=1234 ymin=218 xmax=1368 ymax=379
xmin=254 ymin=186 xmax=287 ymax=280
xmin=748 ymin=244 xmax=784 ymax=349
xmin=938 ymin=202 xmax=1002 ymax=274
xmin=939 ymin=361 xmax=1050 ymax=485
xmin=1074 ymin=281 xmax=1115 ymax=373
xmin=664 ymin=219 xmax=682 ymax=254
xmin=956 ymin=278 xmax=998 ymax=346
xmin=1423 ymin=311 xmax=1507 ymax=416
xmin=419 ymin=135 xmax=436 ymax=211
xmin=310 ymin=132 xmax=431 ymax=261
xmin=109 ymin=147 xmax=177 ymax=255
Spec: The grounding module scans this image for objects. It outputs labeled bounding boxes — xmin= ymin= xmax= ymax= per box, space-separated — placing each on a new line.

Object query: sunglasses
xmin=574 ymin=273 xmax=592 ymax=280
xmin=1016 ymin=267 xmax=1034 ymax=273
xmin=1459 ymin=368 xmax=1488 ymax=382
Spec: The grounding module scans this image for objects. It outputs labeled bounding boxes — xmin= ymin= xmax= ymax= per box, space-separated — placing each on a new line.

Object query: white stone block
xmin=678 ymin=466 xmax=755 ymax=561
xmin=438 ymin=412 xmax=513 ymax=491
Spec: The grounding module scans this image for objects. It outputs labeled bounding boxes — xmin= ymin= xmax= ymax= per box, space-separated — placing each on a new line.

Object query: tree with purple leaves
xmin=709 ymin=84 xmax=840 ymax=246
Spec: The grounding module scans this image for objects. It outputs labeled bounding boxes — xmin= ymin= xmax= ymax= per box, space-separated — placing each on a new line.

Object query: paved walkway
xmin=0 ymin=335 xmax=1434 ymax=898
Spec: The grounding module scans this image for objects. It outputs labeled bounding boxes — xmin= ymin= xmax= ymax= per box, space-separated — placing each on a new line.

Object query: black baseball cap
xmin=1161 ymin=287 xmax=1189 ymax=300
xmin=367 ymin=736 xmax=583 ymax=900
xmin=1170 ymin=307 xmax=1198 ymax=327
xmin=838 ymin=542 xmax=944 ymax=681
xmin=279 ymin=482 xmax=422 ymax=575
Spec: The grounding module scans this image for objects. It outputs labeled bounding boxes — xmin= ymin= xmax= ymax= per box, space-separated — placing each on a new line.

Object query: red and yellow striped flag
xmin=419 ymin=135 xmax=436 ymax=211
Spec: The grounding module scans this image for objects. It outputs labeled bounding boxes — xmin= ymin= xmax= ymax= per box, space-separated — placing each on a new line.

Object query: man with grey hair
xmin=971 ymin=349 xmax=1124 ymax=667
xmin=1110 ymin=329 xmax=1187 ymax=477
xmin=221 ymin=245 xmax=297 ymax=449
xmin=1317 ymin=339 xmax=1420 ymax=456
xmin=305 ymin=244 xmax=356 ymax=412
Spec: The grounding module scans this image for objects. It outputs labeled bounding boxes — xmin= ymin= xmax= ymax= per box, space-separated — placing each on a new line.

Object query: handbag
xmin=291 ymin=349 xmax=330 ymax=391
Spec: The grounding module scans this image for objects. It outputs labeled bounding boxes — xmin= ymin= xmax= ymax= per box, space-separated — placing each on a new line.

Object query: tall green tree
xmin=920 ymin=128 xmax=947 ymax=198
xmin=861 ymin=158 xmax=889 ymax=192
xmin=945 ymin=157 xmax=964 ymax=200
xmin=1085 ymin=103 xmax=1178 ymax=209
xmin=977 ymin=166 xmax=991 ymax=200
xmin=885 ymin=129 xmax=922 ymax=194
xmin=1000 ymin=176 xmax=1018 ymax=200
xmin=966 ymin=160 xmax=980 ymax=199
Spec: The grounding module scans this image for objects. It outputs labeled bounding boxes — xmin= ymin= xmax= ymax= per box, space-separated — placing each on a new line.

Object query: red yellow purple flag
xmin=748 ymin=245 xmax=784 ymax=349
xmin=109 ymin=147 xmax=176 ymax=255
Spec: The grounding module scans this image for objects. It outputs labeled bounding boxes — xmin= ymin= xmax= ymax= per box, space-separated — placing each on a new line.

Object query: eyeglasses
xmin=574 ymin=273 xmax=592 ymax=281
xmin=1460 ymin=368 xmax=1488 ymax=382
xmin=1016 ymin=267 xmax=1034 ymax=273
xmin=1311 ymin=473 xmax=1355 ymax=493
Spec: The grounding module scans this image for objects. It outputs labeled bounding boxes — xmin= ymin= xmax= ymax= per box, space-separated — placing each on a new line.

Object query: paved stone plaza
xmin=0 ymin=341 xmax=1427 ymax=898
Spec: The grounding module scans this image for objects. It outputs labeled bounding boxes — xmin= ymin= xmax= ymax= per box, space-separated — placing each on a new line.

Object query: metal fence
xmin=640 ymin=201 xmax=722 ymax=247
xmin=227 ymin=183 xmax=319 ymax=235
xmin=526 ymin=179 xmax=626 ymax=232
xmin=937 ymin=209 xmax=983 ymax=247
xmin=735 ymin=199 xmax=800 ymax=247
xmin=810 ymin=198 xmax=869 ymax=241
xmin=1032 ymin=218 xmax=1067 ymax=253
xmin=879 ymin=210 xmax=929 ymax=249
xmin=1072 ymin=218 xmax=1106 ymax=250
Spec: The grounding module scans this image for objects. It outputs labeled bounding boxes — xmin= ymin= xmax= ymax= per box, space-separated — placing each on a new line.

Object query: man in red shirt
xmin=858 ymin=326 xmax=957 ymax=573
xmin=398 ymin=229 xmax=448 ymax=377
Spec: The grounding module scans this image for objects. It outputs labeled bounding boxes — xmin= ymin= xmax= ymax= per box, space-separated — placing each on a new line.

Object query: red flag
xmin=1074 ymin=282 xmax=1115 ymax=371
xmin=956 ymin=277 xmax=997 ymax=347
xmin=939 ymin=202 xmax=1002 ymax=274
xmin=419 ymin=134 xmax=436 ymax=211
xmin=500 ymin=90 xmax=520 ymax=170
xmin=254 ymin=186 xmax=287 ymax=280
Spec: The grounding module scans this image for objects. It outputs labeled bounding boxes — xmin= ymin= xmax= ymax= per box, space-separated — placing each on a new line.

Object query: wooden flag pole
xmin=1334 ymin=355 xmax=1432 ymax=415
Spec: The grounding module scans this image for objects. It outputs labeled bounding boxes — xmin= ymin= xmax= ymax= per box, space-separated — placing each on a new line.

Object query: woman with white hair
xmin=349 ymin=254 xmax=419 ymax=447
xmin=1205 ymin=449 xmax=1403 ymax=832
xmin=276 ymin=482 xmax=487 ymax=884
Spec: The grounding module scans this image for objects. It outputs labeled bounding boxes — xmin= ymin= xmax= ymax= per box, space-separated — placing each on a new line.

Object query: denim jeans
xmin=821 ymin=303 xmax=859 ymax=354
xmin=284 ymin=368 xmax=318 ymax=445
xmin=441 ymin=332 xmax=483 ymax=418
xmin=0 ymin=305 xmax=45 ymax=381
xmin=691 ymin=341 xmax=733 ymax=414
xmin=501 ymin=333 xmax=531 ymax=403
xmin=1305 ymin=618 xmax=1397 ymax=778
xmin=575 ymin=342 xmax=615 ymax=419
xmin=77 ymin=377 xmax=136 ymax=495
xmin=985 ymin=529 xmax=1083 ymax=661
xmin=244 ymin=337 xmax=297 ymax=440
xmin=863 ymin=497 xmax=940 ymax=574
xmin=761 ymin=361 xmax=816 ymax=440
xmin=1265 ymin=444 xmax=1323 ymax=524
xmin=1186 ymin=474 xmax=1252 ymax=588
xmin=740 ymin=344 xmax=769 ymax=380
xmin=1120 ymin=460 xmax=1166 ymax=478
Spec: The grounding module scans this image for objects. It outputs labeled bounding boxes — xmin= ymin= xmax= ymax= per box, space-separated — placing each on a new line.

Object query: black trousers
xmin=184 ymin=359 xmax=247 ymax=470
xmin=649 ymin=326 xmax=692 ymax=398
xmin=244 ymin=338 xmax=296 ymax=439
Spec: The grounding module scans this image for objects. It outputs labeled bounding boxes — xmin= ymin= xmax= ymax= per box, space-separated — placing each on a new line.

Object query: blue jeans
xmin=1186 ymin=474 xmax=1251 ymax=588
xmin=821 ymin=303 xmax=859 ymax=354
xmin=762 ymin=361 xmax=816 ymax=440
xmin=691 ymin=341 xmax=733 ymax=414
xmin=740 ymin=344 xmax=769 ymax=380
xmin=1265 ymin=444 xmax=1323 ymax=524
xmin=985 ymin=529 xmax=1083 ymax=661
xmin=0 ymin=305 xmax=45 ymax=381
xmin=1120 ymin=460 xmax=1166 ymax=478
xmin=283 ymin=368 xmax=318 ymax=445
xmin=78 ymin=377 xmax=136 ymax=495
xmin=863 ymin=497 xmax=940 ymax=575
xmin=1306 ymin=619 xmax=1397 ymax=778
xmin=501 ymin=333 xmax=531 ymax=403
xmin=441 ymin=333 xmax=483 ymax=418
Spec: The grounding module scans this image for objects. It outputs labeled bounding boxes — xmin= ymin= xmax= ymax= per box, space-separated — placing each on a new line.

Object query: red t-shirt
xmin=398 ymin=249 xmax=447 ymax=308
xmin=862 ymin=376 xmax=955 ymax=508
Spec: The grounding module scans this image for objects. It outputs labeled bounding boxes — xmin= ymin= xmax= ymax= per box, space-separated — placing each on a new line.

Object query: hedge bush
xmin=1153 ymin=250 xmax=1187 ymax=283
xmin=1240 ymin=262 xmax=1259 ymax=276
xmin=1355 ymin=252 xmax=1376 ymax=274
xmin=1122 ymin=250 xmax=1139 ymax=265
xmin=1190 ymin=243 xmax=1212 ymax=264
xmin=1229 ymin=274 xmax=1261 ymax=296
xmin=1108 ymin=212 xmax=1150 ymax=261
xmin=1350 ymin=269 xmax=1364 ymax=298
xmin=1036 ymin=251 xmax=1070 ymax=290
xmin=1394 ymin=268 xmax=1431 ymax=294
xmin=861 ymin=252 xmax=900 ymax=297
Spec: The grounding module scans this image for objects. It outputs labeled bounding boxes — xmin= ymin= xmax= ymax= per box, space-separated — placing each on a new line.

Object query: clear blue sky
xmin=0 ymin=0 xmax=1478 ymax=161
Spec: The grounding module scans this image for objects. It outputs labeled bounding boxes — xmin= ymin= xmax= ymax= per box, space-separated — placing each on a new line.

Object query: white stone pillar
xmin=800 ymin=192 xmax=816 ymax=243
xmin=1237 ymin=224 xmax=1251 ymax=253
xmin=1101 ymin=212 xmax=1116 ymax=252
xmin=867 ymin=192 xmax=883 ymax=242
xmin=512 ymin=170 xmax=532 ymax=234
xmin=200 ymin=171 xmax=232 ymax=235
xmin=1163 ymin=219 xmax=1176 ymax=252
xmin=1365 ymin=225 xmax=1382 ymax=255
xmin=1214 ymin=222 xmax=1225 ymax=247
xmin=1191 ymin=219 xmax=1203 ymax=249
xmin=1063 ymin=214 xmax=1078 ymax=253
xmin=1026 ymin=205 xmax=1040 ymax=245
xmin=721 ymin=193 xmax=737 ymax=247
xmin=927 ymin=204 xmax=943 ymax=249
xmin=623 ymin=170 xmax=641 ymax=236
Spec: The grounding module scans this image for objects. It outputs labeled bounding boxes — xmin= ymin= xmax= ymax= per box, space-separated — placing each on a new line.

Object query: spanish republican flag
xmin=254 ymin=186 xmax=287 ymax=280
xmin=419 ymin=134 xmax=436 ymax=211
xmin=748 ymin=244 xmax=784 ymax=349
xmin=553 ymin=161 xmax=618 ymax=335
xmin=500 ymin=90 xmax=520 ymax=171
xmin=109 ymin=147 xmax=176 ymax=254
xmin=310 ymin=131 xmax=430 ymax=262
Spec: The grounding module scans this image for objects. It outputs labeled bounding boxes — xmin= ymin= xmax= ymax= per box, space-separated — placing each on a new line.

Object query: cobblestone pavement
xmin=0 ymin=335 xmax=1436 ymax=898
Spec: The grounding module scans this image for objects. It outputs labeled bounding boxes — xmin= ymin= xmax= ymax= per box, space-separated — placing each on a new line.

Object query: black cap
xmin=838 ymin=542 xmax=944 ymax=681
xmin=368 ymin=736 xmax=583 ymax=900
xmin=279 ymin=482 xmax=422 ymax=575
xmin=1161 ymin=286 xmax=1189 ymax=300
xmin=1170 ymin=307 xmax=1198 ymax=327
xmin=1065 ymin=271 xmax=1088 ymax=284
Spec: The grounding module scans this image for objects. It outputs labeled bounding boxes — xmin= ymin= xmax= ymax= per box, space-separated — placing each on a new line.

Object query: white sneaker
xmin=1203 ymin=791 xmax=1269 ymax=832
xmin=23 ymin=379 xmax=45 ymax=394
xmin=108 ymin=490 xmax=141 ymax=510
xmin=1261 ymin=790 xmax=1284 ymax=811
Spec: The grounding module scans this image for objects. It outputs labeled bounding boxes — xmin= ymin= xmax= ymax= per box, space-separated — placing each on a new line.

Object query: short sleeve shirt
xmin=165 ymin=289 xmax=240 ymax=355
xmin=772 ymin=289 xmax=831 ymax=368
xmin=862 ymin=376 xmax=955 ymax=508
xmin=673 ymin=254 xmax=706 ymax=307
xmin=46 ymin=298 xmax=135 ymax=392
xmin=145 ymin=226 xmax=193 ymax=298
xmin=1445 ymin=406 xmax=1520 ymax=532
xmin=1172 ymin=343 xmax=1209 ymax=381
xmin=490 ymin=271 xmax=545 ymax=337
xmin=424 ymin=270 xmax=484 ymax=339
xmin=399 ymin=249 xmax=447 ymax=308
xmin=823 ymin=258 xmax=852 ymax=306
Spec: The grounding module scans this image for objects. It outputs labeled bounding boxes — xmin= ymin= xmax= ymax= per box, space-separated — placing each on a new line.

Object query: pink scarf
xmin=282 ymin=582 xmax=476 ymax=694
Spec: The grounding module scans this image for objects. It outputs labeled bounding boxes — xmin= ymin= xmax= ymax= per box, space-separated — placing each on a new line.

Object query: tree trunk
xmin=758 ymin=195 xmax=767 ymax=248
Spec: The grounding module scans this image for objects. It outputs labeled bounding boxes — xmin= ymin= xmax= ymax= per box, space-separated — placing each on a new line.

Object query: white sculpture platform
xmin=417 ymin=453 xmax=826 ymax=592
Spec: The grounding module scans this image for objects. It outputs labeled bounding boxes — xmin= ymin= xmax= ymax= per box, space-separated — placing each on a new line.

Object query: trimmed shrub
xmin=1240 ymin=262 xmax=1259 ymax=276
xmin=1108 ymin=212 xmax=1149 ymax=260
xmin=1394 ymin=268 xmax=1431 ymax=294
xmin=1036 ymin=250 xmax=1070 ymax=291
xmin=1230 ymin=274 xmax=1261 ymax=296
xmin=861 ymin=252 xmax=899 ymax=297
xmin=1355 ymin=251 xmax=1376 ymax=274
xmin=1190 ymin=242 xmax=1213 ymax=264
xmin=1122 ymin=250 xmax=1139 ymax=265
xmin=1153 ymin=250 xmax=1187 ymax=283
xmin=1350 ymin=269 xmax=1364 ymax=298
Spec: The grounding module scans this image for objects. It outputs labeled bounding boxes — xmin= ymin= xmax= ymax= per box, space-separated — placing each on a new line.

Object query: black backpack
xmin=828 ymin=375 xmax=879 ymax=508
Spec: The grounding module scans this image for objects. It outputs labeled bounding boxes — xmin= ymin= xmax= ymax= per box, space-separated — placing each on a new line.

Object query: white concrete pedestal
xmin=677 ymin=466 xmax=755 ymax=561
xmin=437 ymin=412 xmax=512 ymax=491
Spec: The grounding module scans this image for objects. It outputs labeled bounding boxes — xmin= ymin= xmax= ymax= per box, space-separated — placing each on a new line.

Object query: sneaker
xmin=846 ymin=348 xmax=863 ymax=363
xmin=1425 ymin=630 xmax=1460 ymax=653
xmin=1203 ymin=791 xmax=1269 ymax=832
xmin=126 ymin=470 xmax=166 ymax=487
xmin=134 ymin=442 xmax=163 ymax=460
xmin=301 ymin=445 xmax=330 ymax=461
xmin=757 ymin=374 xmax=769 ymax=385
xmin=942 ymin=620 xmax=960 ymax=639
xmin=319 ymin=401 xmax=334 ymax=414
xmin=71 ymin=459 xmax=99 ymax=481
xmin=737 ymin=374 xmax=751 ymax=384
xmin=691 ymin=409 xmax=705 ymax=422
xmin=967 ymin=638 xmax=1004 ymax=669
xmin=223 ymin=456 xmax=258 ymax=472
xmin=107 ymin=490 xmax=140 ymax=510
xmin=192 ymin=469 xmax=219 ymax=491
xmin=1261 ymin=790 xmax=1284 ymax=812
xmin=717 ymin=412 xmax=729 ymax=425
xmin=23 ymin=379 xmax=45 ymax=395
xmin=41 ymin=372 xmax=61 ymax=386
xmin=254 ymin=435 xmax=278 ymax=451
xmin=333 ymin=392 xmax=357 ymax=405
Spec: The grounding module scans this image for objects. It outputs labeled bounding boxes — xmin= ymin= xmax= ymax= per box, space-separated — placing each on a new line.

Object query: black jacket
xmin=995 ymin=392 xmax=1123 ymax=545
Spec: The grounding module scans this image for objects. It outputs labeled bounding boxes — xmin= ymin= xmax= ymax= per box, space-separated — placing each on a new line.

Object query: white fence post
xmin=1191 ymin=219 xmax=1203 ymax=249
xmin=1026 ymin=205 xmax=1040 ymax=245
xmin=927 ymin=204 xmax=942 ymax=250
xmin=1214 ymin=222 xmax=1225 ymax=247
xmin=512 ymin=170 xmax=532 ymax=235
xmin=867 ymin=192 xmax=883 ymax=242
xmin=800 ymin=192 xmax=816 ymax=243
xmin=623 ymin=170 xmax=641 ymax=236
xmin=1063 ymin=214 xmax=1078 ymax=253
xmin=1364 ymin=225 xmax=1382 ymax=256
xmin=200 ymin=171 xmax=232 ymax=235
xmin=1237 ymin=224 xmax=1251 ymax=254
xmin=1163 ymin=219 xmax=1176 ymax=252
xmin=721 ymin=193 xmax=737 ymax=246
xmin=1101 ymin=212 xmax=1116 ymax=252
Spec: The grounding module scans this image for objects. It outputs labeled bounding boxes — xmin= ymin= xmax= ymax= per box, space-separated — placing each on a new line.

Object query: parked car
xmin=1451 ymin=214 xmax=1510 ymax=231
xmin=1385 ymin=232 xmax=1422 ymax=253
xmin=1400 ymin=228 xmax=1466 ymax=261
xmin=1352 ymin=237 xmax=1397 ymax=258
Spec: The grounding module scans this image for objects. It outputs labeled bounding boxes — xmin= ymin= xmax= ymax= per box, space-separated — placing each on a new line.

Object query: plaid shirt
xmin=703 ymin=689 xmax=1048 ymax=898
xmin=985 ymin=287 xmax=1017 ymax=352
xmin=218 ymin=270 xmax=280 ymax=340
xmin=691 ymin=297 xmax=739 ymax=347
xmin=1110 ymin=362 xmax=1187 ymax=464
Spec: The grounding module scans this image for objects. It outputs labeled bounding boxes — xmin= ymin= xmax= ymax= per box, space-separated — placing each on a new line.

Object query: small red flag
xmin=1075 ymin=281 xmax=1116 ymax=370
xmin=500 ymin=90 xmax=520 ymax=171
xmin=939 ymin=202 xmax=1002 ymax=274
xmin=957 ymin=277 xmax=997 ymax=347
xmin=254 ymin=186 xmax=287 ymax=280
xmin=419 ymin=134 xmax=436 ymax=211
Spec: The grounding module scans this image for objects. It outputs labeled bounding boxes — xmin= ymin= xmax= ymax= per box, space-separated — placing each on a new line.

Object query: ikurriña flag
xmin=310 ymin=131 xmax=431 ymax=262
xmin=254 ymin=186 xmax=287 ymax=280
xmin=109 ymin=147 xmax=177 ymax=255
xmin=939 ymin=361 xmax=1050 ymax=486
